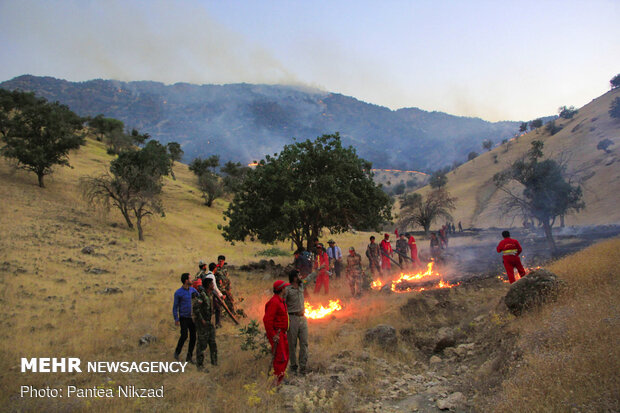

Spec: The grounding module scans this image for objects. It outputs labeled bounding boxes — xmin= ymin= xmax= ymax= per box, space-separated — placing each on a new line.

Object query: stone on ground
xmin=504 ymin=268 xmax=564 ymax=316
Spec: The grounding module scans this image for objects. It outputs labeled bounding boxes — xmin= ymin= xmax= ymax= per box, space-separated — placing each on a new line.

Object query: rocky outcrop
xmin=505 ymin=268 xmax=564 ymax=315
xmin=436 ymin=391 xmax=467 ymax=410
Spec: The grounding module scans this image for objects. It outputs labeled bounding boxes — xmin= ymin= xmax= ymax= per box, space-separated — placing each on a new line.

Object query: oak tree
xmin=222 ymin=133 xmax=392 ymax=250
xmin=0 ymin=90 xmax=84 ymax=187
xmin=493 ymin=141 xmax=584 ymax=254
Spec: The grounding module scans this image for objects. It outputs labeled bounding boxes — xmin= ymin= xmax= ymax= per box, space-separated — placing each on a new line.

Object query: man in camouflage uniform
xmin=191 ymin=260 xmax=207 ymax=290
xmin=346 ymin=247 xmax=363 ymax=297
xmin=395 ymin=233 xmax=410 ymax=268
xmin=215 ymin=255 xmax=236 ymax=316
xmin=192 ymin=278 xmax=217 ymax=369
xmin=365 ymin=236 xmax=382 ymax=278
xmin=195 ymin=260 xmax=207 ymax=281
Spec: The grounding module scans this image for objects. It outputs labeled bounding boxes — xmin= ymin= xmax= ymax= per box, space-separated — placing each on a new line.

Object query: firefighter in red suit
xmin=407 ymin=233 xmax=419 ymax=268
xmin=496 ymin=230 xmax=526 ymax=284
xmin=313 ymin=243 xmax=330 ymax=294
xmin=263 ymin=280 xmax=290 ymax=385
xmin=380 ymin=233 xmax=393 ymax=271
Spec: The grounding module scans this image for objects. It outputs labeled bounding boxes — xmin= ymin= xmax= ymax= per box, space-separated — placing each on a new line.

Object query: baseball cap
xmin=273 ymin=280 xmax=291 ymax=292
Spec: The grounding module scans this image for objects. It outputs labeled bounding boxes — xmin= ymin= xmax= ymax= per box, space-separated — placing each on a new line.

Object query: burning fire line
xmin=304 ymin=299 xmax=343 ymax=319
xmin=371 ymin=262 xmax=459 ymax=293
xmin=497 ymin=266 xmax=542 ymax=283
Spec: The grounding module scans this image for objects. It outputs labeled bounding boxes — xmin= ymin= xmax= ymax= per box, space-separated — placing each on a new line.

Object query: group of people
xmin=171 ymin=255 xmax=237 ymax=370
xmin=262 ymin=229 xmax=528 ymax=384
xmin=171 ymin=229 xmax=526 ymax=383
xmin=293 ymin=239 xmax=365 ymax=298
xmin=366 ymin=232 xmax=421 ymax=277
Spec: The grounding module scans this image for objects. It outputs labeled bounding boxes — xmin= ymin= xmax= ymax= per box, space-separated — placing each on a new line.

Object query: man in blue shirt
xmin=173 ymin=273 xmax=197 ymax=362
xmin=327 ymin=239 xmax=343 ymax=279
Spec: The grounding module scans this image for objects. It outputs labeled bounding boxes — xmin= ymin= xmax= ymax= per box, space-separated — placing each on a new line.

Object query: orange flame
xmin=497 ymin=276 xmax=511 ymax=284
xmin=304 ymin=299 xmax=343 ymax=319
xmin=372 ymin=262 xmax=459 ymax=293
xmin=248 ymin=162 xmax=259 ymax=167
xmin=498 ymin=266 xmax=541 ymax=283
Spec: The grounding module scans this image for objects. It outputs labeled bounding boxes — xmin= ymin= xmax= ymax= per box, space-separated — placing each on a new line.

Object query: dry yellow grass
xmin=415 ymin=87 xmax=620 ymax=228
xmin=0 ymin=137 xmax=424 ymax=412
xmin=489 ymin=238 xmax=620 ymax=412
xmin=1 ymin=133 xmax=618 ymax=412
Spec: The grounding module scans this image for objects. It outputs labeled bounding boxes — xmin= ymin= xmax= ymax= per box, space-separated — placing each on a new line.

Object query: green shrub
xmin=239 ymin=319 xmax=271 ymax=359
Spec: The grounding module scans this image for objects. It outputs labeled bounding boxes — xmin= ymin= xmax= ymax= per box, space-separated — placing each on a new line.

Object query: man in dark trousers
xmin=192 ymin=278 xmax=217 ymax=369
xmin=215 ymin=255 xmax=235 ymax=316
xmin=294 ymin=248 xmax=313 ymax=278
xmin=173 ymin=272 xmax=197 ymax=362
xmin=395 ymin=233 xmax=410 ymax=268
xmin=206 ymin=262 xmax=224 ymax=328
xmin=263 ymin=280 xmax=290 ymax=385
xmin=326 ymin=239 xmax=343 ymax=279
xmin=496 ymin=230 xmax=526 ymax=284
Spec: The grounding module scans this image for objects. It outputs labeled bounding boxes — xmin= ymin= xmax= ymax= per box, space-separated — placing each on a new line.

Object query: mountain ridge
xmin=1 ymin=75 xmax=543 ymax=170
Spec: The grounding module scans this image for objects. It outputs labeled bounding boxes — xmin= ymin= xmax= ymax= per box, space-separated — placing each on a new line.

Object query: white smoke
xmin=0 ymin=0 xmax=302 ymax=86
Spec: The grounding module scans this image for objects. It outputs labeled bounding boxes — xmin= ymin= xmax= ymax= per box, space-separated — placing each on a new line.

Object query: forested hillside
xmin=0 ymin=75 xmax=528 ymax=170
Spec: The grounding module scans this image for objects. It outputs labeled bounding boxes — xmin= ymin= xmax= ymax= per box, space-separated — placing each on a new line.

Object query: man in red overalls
xmin=439 ymin=225 xmax=448 ymax=249
xmin=263 ymin=280 xmax=290 ymax=384
xmin=496 ymin=230 xmax=526 ymax=284
xmin=313 ymin=243 xmax=330 ymax=294
xmin=380 ymin=233 xmax=393 ymax=272
xmin=407 ymin=233 xmax=419 ymax=268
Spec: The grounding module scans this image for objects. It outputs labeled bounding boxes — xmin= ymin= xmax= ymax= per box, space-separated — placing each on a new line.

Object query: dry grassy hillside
xmin=0 ymin=137 xmax=392 ymax=411
xmin=1 ymin=134 xmax=618 ymax=412
xmin=487 ymin=237 xmax=620 ymax=412
xmin=416 ymin=88 xmax=620 ymax=228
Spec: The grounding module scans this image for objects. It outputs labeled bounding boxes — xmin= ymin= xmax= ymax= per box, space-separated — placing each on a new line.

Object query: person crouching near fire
xmin=263 ymin=280 xmax=290 ymax=385
xmin=496 ymin=230 xmax=526 ymax=284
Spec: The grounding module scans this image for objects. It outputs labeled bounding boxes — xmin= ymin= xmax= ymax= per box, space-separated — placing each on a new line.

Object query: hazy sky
xmin=1 ymin=0 xmax=618 ymax=121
